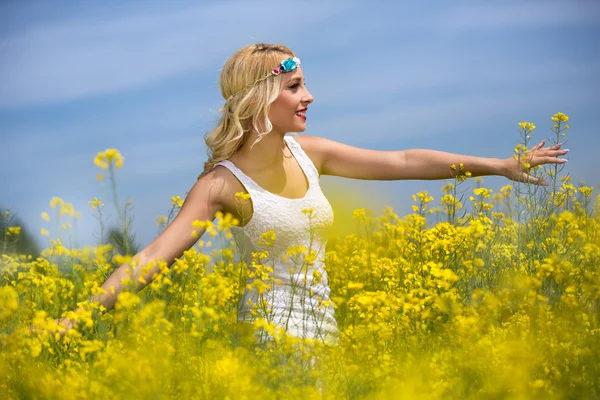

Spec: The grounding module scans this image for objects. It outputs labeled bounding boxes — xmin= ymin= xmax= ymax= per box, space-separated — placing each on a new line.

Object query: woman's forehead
xmin=284 ymin=67 xmax=304 ymax=83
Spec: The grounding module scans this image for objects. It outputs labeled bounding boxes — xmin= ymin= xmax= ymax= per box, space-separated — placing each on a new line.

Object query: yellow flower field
xmin=1 ymin=113 xmax=599 ymax=399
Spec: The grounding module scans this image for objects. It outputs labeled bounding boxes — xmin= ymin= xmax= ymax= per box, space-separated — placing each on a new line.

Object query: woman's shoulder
xmin=198 ymin=164 xmax=249 ymax=219
xmin=291 ymin=134 xmax=325 ymax=175
xmin=195 ymin=166 xmax=237 ymax=208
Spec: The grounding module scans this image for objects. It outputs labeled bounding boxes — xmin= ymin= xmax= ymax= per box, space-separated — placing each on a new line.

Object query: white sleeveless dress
xmin=213 ymin=134 xmax=339 ymax=345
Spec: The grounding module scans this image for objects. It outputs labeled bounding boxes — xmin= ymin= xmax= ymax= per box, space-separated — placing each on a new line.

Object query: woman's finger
xmin=530 ymin=156 xmax=568 ymax=167
xmin=521 ymin=172 xmax=548 ymax=186
xmin=543 ymin=149 xmax=569 ymax=157
xmin=551 ymin=157 xmax=568 ymax=164
xmin=536 ymin=148 xmax=568 ymax=158
xmin=529 ymin=140 xmax=545 ymax=152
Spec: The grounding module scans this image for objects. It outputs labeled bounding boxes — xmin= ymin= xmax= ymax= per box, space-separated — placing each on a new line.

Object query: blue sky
xmin=1 ymin=0 xmax=599 ymax=249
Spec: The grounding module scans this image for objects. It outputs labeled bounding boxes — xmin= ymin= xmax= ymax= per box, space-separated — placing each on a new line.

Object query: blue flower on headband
xmin=281 ymin=57 xmax=299 ymax=72
xmin=272 ymin=57 xmax=301 ymax=75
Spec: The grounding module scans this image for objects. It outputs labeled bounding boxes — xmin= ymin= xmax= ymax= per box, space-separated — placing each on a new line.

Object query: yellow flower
xmin=114 ymin=291 xmax=141 ymax=311
xmin=352 ymin=208 xmax=366 ymax=219
xmin=551 ymin=112 xmax=569 ymax=123
xmin=40 ymin=228 xmax=49 ymax=236
xmin=6 ymin=226 xmax=21 ymax=236
xmin=258 ymin=230 xmax=276 ymax=246
xmin=301 ymin=208 xmax=315 ymax=217
xmin=94 ymin=148 xmax=124 ymax=170
xmin=94 ymin=153 xmax=109 ymax=169
xmin=41 ymin=212 xmax=50 ymax=222
xmin=235 ymin=192 xmax=251 ymax=201
xmin=105 ymin=148 xmax=118 ymax=159
xmin=500 ymin=185 xmax=512 ymax=197
xmin=348 ymin=281 xmax=365 ymax=290
xmin=518 ymin=121 xmax=536 ymax=132
xmin=49 ymin=197 xmax=64 ymax=209
xmin=0 ymin=286 xmax=18 ymax=320
xmin=96 ymin=173 xmax=104 ymax=181
xmin=578 ymin=186 xmax=594 ymax=197
xmin=59 ymin=202 xmax=78 ymax=217
xmin=88 ymin=197 xmax=104 ymax=210
xmin=156 ymin=215 xmax=167 ymax=226
xmin=473 ymin=188 xmax=492 ymax=199
xmin=170 ymin=195 xmax=184 ymax=208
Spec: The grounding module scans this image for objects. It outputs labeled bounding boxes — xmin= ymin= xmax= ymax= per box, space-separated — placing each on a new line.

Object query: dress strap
xmin=212 ymin=160 xmax=264 ymax=198
xmin=284 ymin=135 xmax=319 ymax=183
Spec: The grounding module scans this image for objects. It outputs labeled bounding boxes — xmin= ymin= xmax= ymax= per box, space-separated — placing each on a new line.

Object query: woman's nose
xmin=304 ymin=89 xmax=314 ymax=104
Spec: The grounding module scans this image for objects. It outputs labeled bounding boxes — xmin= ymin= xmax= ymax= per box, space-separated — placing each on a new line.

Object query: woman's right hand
xmin=52 ymin=317 xmax=78 ymax=338
xmin=28 ymin=316 xmax=76 ymax=337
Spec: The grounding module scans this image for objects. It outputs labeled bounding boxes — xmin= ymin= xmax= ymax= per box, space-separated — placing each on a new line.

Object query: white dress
xmin=213 ymin=134 xmax=339 ymax=345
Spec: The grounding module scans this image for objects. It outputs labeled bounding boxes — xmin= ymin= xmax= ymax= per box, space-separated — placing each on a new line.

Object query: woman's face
xmin=268 ymin=66 xmax=314 ymax=134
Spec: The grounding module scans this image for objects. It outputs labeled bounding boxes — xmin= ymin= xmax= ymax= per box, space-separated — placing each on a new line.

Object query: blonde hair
xmin=199 ymin=43 xmax=295 ymax=179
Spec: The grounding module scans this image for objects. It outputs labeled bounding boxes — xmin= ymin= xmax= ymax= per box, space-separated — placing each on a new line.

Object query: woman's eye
xmin=290 ymin=83 xmax=299 ymax=89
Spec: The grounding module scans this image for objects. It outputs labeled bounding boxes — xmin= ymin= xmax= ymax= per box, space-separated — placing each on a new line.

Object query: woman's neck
xmin=232 ymin=130 xmax=288 ymax=171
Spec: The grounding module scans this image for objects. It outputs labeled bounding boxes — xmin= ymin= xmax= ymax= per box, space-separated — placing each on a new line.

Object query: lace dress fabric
xmin=213 ymin=134 xmax=339 ymax=345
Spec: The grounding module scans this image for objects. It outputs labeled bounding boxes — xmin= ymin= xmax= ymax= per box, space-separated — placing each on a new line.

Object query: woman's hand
xmin=55 ymin=317 xmax=78 ymax=337
xmin=29 ymin=317 xmax=78 ymax=338
xmin=502 ymin=140 xmax=569 ymax=186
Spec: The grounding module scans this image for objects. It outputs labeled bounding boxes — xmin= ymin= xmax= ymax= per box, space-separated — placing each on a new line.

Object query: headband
xmin=226 ymin=56 xmax=301 ymax=101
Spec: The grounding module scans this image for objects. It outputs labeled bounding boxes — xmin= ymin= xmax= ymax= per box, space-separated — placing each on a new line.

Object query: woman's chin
xmin=294 ymin=123 xmax=307 ymax=132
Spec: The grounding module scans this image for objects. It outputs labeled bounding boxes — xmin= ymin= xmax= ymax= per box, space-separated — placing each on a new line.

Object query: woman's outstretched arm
xmin=49 ymin=170 xmax=225 ymax=336
xmin=297 ymin=136 xmax=569 ymax=186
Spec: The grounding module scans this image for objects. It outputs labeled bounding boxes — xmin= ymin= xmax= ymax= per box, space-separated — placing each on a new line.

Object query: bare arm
xmin=58 ymin=171 xmax=224 ymax=331
xmin=297 ymin=135 xmax=569 ymax=185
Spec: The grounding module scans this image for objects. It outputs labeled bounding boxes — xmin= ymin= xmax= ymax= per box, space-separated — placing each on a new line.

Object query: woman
xmin=54 ymin=43 xmax=568 ymax=343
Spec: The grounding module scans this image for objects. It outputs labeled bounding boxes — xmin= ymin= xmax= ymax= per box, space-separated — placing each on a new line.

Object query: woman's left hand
xmin=502 ymin=140 xmax=569 ymax=186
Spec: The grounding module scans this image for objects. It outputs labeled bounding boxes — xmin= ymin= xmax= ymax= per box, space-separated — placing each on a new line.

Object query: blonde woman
xmin=53 ymin=43 xmax=568 ymax=344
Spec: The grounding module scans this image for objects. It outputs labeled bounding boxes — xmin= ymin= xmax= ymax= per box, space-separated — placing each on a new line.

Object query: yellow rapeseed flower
xmin=170 ymin=195 xmax=184 ymax=208
xmin=94 ymin=153 xmax=109 ymax=169
xmin=88 ymin=197 xmax=104 ymax=210
xmin=6 ymin=226 xmax=21 ymax=236
xmin=41 ymin=212 xmax=50 ymax=222
xmin=258 ymin=230 xmax=276 ymax=246
xmin=235 ymin=192 xmax=251 ymax=200
xmin=578 ymin=186 xmax=594 ymax=197
xmin=301 ymin=208 xmax=315 ymax=217
xmin=348 ymin=281 xmax=365 ymax=290
xmin=551 ymin=112 xmax=569 ymax=123
xmin=0 ymin=286 xmax=18 ymax=320
xmin=473 ymin=188 xmax=492 ymax=199
xmin=49 ymin=197 xmax=64 ymax=209
xmin=518 ymin=121 xmax=536 ymax=132
xmin=94 ymin=148 xmax=124 ymax=170
xmin=352 ymin=208 xmax=366 ymax=219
